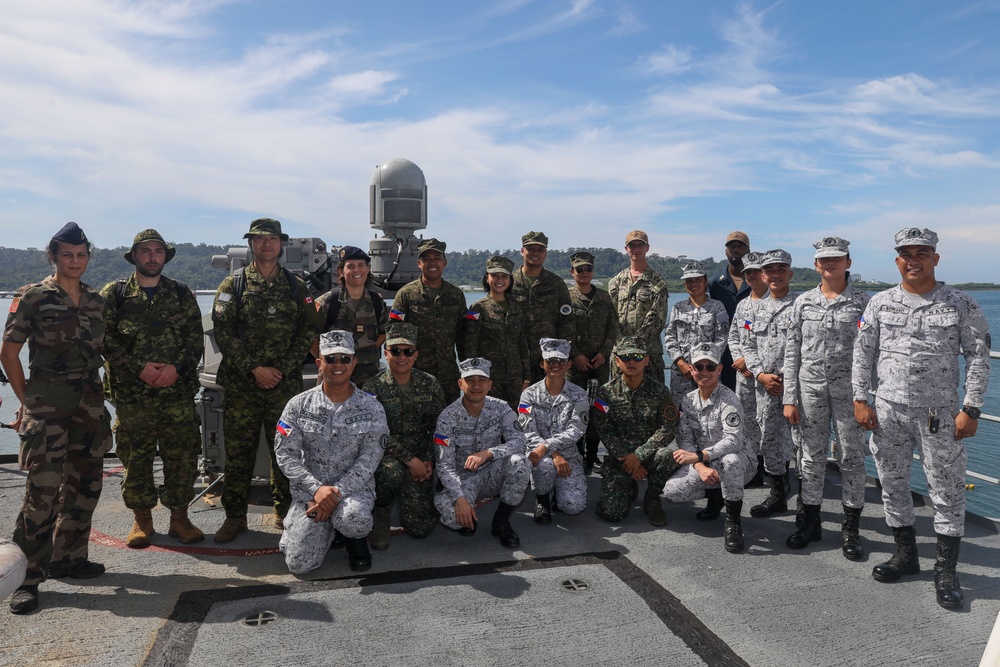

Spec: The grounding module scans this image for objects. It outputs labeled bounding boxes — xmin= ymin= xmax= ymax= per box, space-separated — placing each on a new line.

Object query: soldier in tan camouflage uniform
xmin=463 ymin=255 xmax=531 ymax=409
xmin=607 ymin=230 xmax=669 ymax=383
xmin=101 ymin=229 xmax=205 ymax=548
xmin=510 ymin=231 xmax=575 ymax=383
xmin=390 ymin=238 xmax=467 ymax=403
xmin=2 ymin=222 xmax=113 ymax=615
xmin=212 ymin=218 xmax=318 ymax=542
xmin=362 ymin=323 xmax=446 ymax=549
xmin=591 ymin=336 xmax=679 ymax=525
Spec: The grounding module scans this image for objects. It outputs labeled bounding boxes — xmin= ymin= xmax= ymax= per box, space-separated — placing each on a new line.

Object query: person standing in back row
xmin=708 ymin=231 xmax=752 ymax=390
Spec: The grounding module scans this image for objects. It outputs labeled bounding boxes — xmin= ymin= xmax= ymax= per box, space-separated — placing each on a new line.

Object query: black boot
xmin=795 ymin=494 xmax=805 ymax=528
xmin=330 ymin=530 xmax=347 ymax=549
xmin=344 ymin=537 xmax=372 ymax=572
xmin=934 ymin=535 xmax=963 ymax=610
xmin=697 ymin=488 xmax=724 ymax=521
xmin=723 ymin=500 xmax=745 ymax=553
xmin=491 ymin=502 xmax=521 ymax=548
xmin=585 ymin=439 xmax=600 ymax=474
xmin=841 ymin=505 xmax=864 ymax=561
xmin=872 ymin=526 xmax=920 ymax=582
xmin=750 ymin=472 xmax=788 ymax=517
xmin=746 ymin=456 xmax=765 ymax=487
xmin=786 ymin=504 xmax=822 ymax=549
xmin=534 ymin=494 xmax=552 ymax=525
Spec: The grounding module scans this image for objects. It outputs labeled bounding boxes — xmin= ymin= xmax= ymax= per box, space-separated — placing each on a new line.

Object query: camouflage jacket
xmin=727 ymin=294 xmax=765 ymax=361
xmin=676 ymin=384 xmax=753 ymax=462
xmin=462 ymin=296 xmax=531 ymax=383
xmin=3 ymin=275 xmax=105 ymax=380
xmin=607 ymin=267 xmax=669 ymax=354
xmin=852 ymin=283 xmax=991 ymax=408
xmin=517 ymin=379 xmax=589 ymax=459
xmin=316 ymin=287 xmax=389 ymax=383
xmin=783 ymin=284 xmax=869 ymax=404
xmin=391 ymin=279 xmax=467 ymax=382
xmin=592 ymin=375 xmax=678 ymax=461
xmin=362 ymin=368 xmax=446 ymax=464
xmin=509 ymin=267 xmax=575 ymax=364
xmin=568 ymin=285 xmax=618 ymax=360
xmin=212 ymin=263 xmax=317 ymax=393
xmin=743 ymin=293 xmax=798 ymax=378
xmin=664 ymin=297 xmax=730 ymax=365
xmin=100 ymin=274 xmax=203 ymax=404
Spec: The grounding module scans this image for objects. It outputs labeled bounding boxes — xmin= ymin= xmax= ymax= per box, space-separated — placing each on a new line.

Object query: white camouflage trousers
xmin=435 ymin=455 xmax=530 ymax=529
xmin=736 ymin=373 xmax=761 ymax=454
xmin=530 ymin=454 xmax=587 ymax=515
xmin=661 ymin=452 xmax=756 ymax=503
xmin=279 ymin=494 xmax=375 ymax=575
xmin=756 ymin=386 xmax=795 ymax=475
xmin=797 ymin=383 xmax=867 ymax=508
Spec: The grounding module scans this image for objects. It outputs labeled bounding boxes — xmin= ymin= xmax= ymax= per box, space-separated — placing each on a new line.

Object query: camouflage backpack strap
xmin=323 ymin=287 xmax=385 ymax=331
xmin=114 ymin=277 xmax=131 ymax=310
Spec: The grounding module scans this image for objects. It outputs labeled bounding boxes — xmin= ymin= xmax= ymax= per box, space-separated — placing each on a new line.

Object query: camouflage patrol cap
xmin=539 ymin=338 xmax=571 ymax=360
xmin=319 ymin=330 xmax=355 ymax=356
xmin=385 ymin=322 xmax=418 ymax=347
xmin=243 ymin=218 xmax=289 ymax=242
xmin=124 ymin=229 xmax=175 ymax=265
xmin=894 ymin=227 xmax=938 ymax=251
xmin=613 ymin=336 xmax=647 ymax=356
xmin=625 ymin=230 xmax=649 ymax=245
xmin=690 ymin=342 xmax=723 ymax=365
xmin=522 ymin=231 xmax=549 ymax=248
xmin=51 ymin=221 xmax=89 ymax=246
xmin=813 ymin=236 xmax=850 ymax=259
xmin=459 ymin=357 xmax=491 ymax=379
xmin=741 ymin=251 xmax=764 ymax=272
xmin=486 ymin=255 xmax=514 ymax=275
xmin=680 ymin=260 xmax=708 ymax=280
xmin=761 ymin=249 xmax=792 ymax=267
xmin=338 ymin=245 xmax=371 ymax=262
xmin=416 ymin=238 xmax=447 ymax=257
xmin=570 ymin=251 xmax=595 ymax=268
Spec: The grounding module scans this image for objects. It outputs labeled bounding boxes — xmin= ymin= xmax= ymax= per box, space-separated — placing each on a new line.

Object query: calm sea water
xmin=2 ymin=288 xmax=999 ymax=516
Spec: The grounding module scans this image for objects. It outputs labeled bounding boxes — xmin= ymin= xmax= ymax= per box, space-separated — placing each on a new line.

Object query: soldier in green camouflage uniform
xmin=510 ymin=231 xmax=576 ymax=383
xmin=567 ymin=251 xmax=619 ymax=470
xmin=101 ymin=229 xmax=205 ymax=548
xmin=1 ymin=223 xmax=112 ymax=614
xmin=362 ymin=323 xmax=446 ymax=549
xmin=463 ymin=256 xmax=531 ymax=409
xmin=390 ymin=238 xmax=467 ymax=403
xmin=212 ymin=218 xmax=318 ymax=542
xmin=607 ymin=230 xmax=669 ymax=383
xmin=591 ymin=336 xmax=679 ymax=525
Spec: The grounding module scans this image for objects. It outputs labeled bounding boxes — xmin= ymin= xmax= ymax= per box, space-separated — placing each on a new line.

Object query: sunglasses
xmin=323 ymin=355 xmax=353 ymax=365
xmin=387 ymin=347 xmax=416 ymax=357
xmin=626 ymin=242 xmax=647 ymax=250
xmin=543 ymin=357 xmax=568 ymax=365
xmin=617 ymin=353 xmax=646 ymax=363
xmin=693 ymin=363 xmax=718 ymax=372
xmin=574 ymin=266 xmax=594 ymax=273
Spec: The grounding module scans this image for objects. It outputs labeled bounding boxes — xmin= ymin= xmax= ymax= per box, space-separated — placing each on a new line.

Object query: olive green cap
xmin=613 ymin=336 xmax=647 ymax=356
xmin=521 ymin=231 xmax=549 ymax=248
xmin=570 ymin=251 xmax=595 ymax=268
xmin=486 ymin=256 xmax=514 ymax=275
xmin=243 ymin=218 xmax=289 ymax=241
xmin=416 ymin=238 xmax=447 ymax=257
xmin=385 ymin=323 xmax=418 ymax=347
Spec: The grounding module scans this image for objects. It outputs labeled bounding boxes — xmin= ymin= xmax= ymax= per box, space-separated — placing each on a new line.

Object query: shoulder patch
xmin=515 ymin=413 xmax=530 ymax=431
xmin=8 ymin=298 xmax=19 ymax=313
xmin=663 ymin=404 xmax=679 ymax=422
xmin=379 ymin=433 xmax=389 ymax=448
xmin=725 ymin=412 xmax=741 ymax=427
xmin=559 ymin=304 xmax=573 ymax=316
xmin=217 ymin=292 xmax=232 ymax=303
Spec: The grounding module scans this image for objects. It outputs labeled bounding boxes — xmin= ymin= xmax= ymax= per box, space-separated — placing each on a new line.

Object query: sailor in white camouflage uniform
xmin=852 ymin=227 xmax=991 ymax=610
xmin=274 ymin=331 xmax=389 ymax=575
xmin=664 ymin=261 xmax=730 ymax=404
xmin=727 ymin=251 xmax=767 ymax=485
xmin=520 ymin=338 xmax=590 ymax=524
xmin=782 ymin=237 xmax=870 ymax=558
xmin=434 ymin=358 xmax=530 ymax=548
xmin=662 ymin=343 xmax=756 ymax=553
xmin=742 ymin=249 xmax=798 ymax=519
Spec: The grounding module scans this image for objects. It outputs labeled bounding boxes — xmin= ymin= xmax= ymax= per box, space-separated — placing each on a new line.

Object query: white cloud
xmin=640 ymin=44 xmax=694 ymax=75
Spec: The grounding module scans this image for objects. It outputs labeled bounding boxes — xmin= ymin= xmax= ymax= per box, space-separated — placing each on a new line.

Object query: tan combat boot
xmin=168 ymin=508 xmax=205 ymax=544
xmin=213 ymin=516 xmax=248 ymax=543
xmin=127 ymin=509 xmax=155 ymax=548
xmin=370 ymin=505 xmax=391 ymax=551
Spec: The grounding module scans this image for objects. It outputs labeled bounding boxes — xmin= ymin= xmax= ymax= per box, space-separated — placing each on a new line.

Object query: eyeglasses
xmin=387 ymin=347 xmax=416 ymax=357
xmin=323 ymin=355 xmax=353 ymax=365
xmin=617 ymin=353 xmax=646 ymax=363
xmin=574 ymin=266 xmax=594 ymax=273
xmin=626 ymin=242 xmax=647 ymax=250
xmin=543 ymin=357 xmax=568 ymax=366
xmin=693 ymin=363 xmax=718 ymax=372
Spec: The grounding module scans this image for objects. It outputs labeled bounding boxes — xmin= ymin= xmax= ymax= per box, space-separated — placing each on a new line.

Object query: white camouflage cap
xmin=741 ymin=251 xmax=764 ymax=272
xmin=814 ymin=236 xmax=850 ymax=259
xmin=539 ymin=338 xmax=571 ymax=360
xmin=459 ymin=357 xmax=491 ymax=379
xmin=690 ymin=342 xmax=723 ymax=365
xmin=894 ymin=227 xmax=938 ymax=251
xmin=761 ymin=249 xmax=792 ymax=267
xmin=319 ymin=330 xmax=355 ymax=356
xmin=680 ymin=260 xmax=708 ymax=280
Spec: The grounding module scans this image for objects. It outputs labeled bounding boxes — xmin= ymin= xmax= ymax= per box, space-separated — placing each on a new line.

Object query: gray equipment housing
xmin=368 ymin=158 xmax=428 ymax=292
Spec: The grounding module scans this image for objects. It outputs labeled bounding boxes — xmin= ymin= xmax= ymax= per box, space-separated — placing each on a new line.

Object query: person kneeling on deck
xmin=591 ymin=337 xmax=680 ymax=525
xmin=520 ymin=338 xmax=590 ymax=524
xmin=661 ymin=343 xmax=756 ymax=553
xmin=274 ymin=331 xmax=388 ymax=574
xmin=433 ymin=358 xmax=530 ymax=548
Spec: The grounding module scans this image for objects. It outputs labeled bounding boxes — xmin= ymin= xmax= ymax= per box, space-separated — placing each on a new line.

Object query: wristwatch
xmin=695 ymin=450 xmax=705 ymax=463
xmin=962 ymin=406 xmax=981 ymax=419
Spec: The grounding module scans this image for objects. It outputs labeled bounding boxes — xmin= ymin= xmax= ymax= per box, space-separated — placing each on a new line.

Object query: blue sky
xmin=2 ymin=1 xmax=999 ymax=283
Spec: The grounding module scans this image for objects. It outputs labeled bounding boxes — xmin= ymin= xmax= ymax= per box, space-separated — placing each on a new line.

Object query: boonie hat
xmin=894 ymin=227 xmax=938 ymax=251
xmin=243 ymin=218 xmax=289 ymax=242
xmin=319 ymin=330 xmax=355 ymax=356
xmin=680 ymin=261 xmax=708 ymax=280
xmin=459 ymin=358 xmax=492 ymax=379
xmin=124 ymin=229 xmax=175 ymax=265
xmin=539 ymin=338 xmax=571 ymax=360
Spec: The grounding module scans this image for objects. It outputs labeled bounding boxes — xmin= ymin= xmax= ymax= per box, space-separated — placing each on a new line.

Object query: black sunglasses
xmin=617 ymin=353 xmax=646 ymax=363
xmin=543 ymin=357 xmax=568 ymax=365
xmin=323 ymin=355 xmax=353 ymax=365
xmin=387 ymin=347 xmax=416 ymax=357
xmin=574 ymin=266 xmax=594 ymax=273
xmin=693 ymin=363 xmax=718 ymax=372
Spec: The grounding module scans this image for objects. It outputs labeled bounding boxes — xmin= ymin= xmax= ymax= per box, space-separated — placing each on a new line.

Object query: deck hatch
xmin=557 ymin=576 xmax=591 ymax=592
xmin=240 ymin=610 xmax=279 ymax=627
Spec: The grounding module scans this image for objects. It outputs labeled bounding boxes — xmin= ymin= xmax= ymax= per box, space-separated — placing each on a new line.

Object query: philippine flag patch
xmin=593 ymin=397 xmax=609 ymax=414
xmin=389 ymin=309 xmax=406 ymax=321
xmin=276 ymin=420 xmax=293 ymax=437
xmin=858 ymin=316 xmax=866 ymax=329
xmin=434 ymin=433 xmax=450 ymax=446
xmin=464 ymin=311 xmax=481 ymax=321
xmin=517 ymin=403 xmax=532 ymax=414
xmin=743 ymin=320 xmax=752 ymax=331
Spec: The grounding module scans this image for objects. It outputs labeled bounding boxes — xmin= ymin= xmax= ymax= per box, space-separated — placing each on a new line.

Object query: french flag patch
xmin=743 ymin=320 xmax=752 ymax=331
xmin=518 ymin=403 xmax=532 ymax=414
xmin=464 ymin=311 xmax=481 ymax=321
xmin=389 ymin=309 xmax=406 ymax=321
xmin=276 ymin=420 xmax=293 ymax=437
xmin=593 ymin=397 xmax=609 ymax=413
xmin=434 ymin=433 xmax=450 ymax=446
